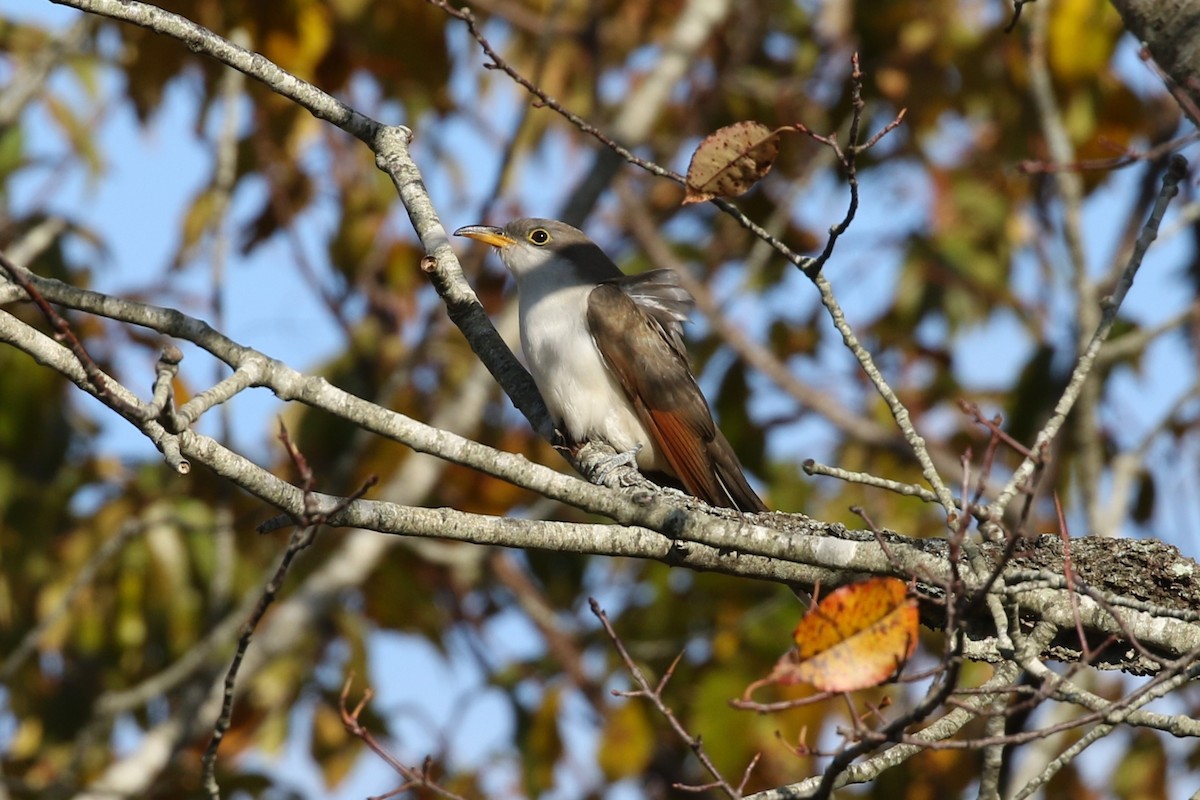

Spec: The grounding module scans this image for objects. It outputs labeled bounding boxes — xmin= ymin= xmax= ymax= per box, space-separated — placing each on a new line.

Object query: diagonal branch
xmin=51 ymin=0 xmax=552 ymax=442
xmin=988 ymin=154 xmax=1187 ymax=518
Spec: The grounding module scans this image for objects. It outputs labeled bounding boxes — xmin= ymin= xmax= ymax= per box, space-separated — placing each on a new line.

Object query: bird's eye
xmin=528 ymin=228 xmax=551 ymax=246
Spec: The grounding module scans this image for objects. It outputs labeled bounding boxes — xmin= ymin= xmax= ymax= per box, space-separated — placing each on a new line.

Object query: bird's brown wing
xmin=586 ymin=280 xmax=767 ymax=512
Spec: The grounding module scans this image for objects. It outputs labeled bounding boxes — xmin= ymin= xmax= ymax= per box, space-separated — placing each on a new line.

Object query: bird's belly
xmin=521 ymin=291 xmax=664 ymax=472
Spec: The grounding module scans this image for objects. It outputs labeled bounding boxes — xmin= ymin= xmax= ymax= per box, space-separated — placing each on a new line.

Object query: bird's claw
xmin=591 ymin=444 xmax=643 ymax=486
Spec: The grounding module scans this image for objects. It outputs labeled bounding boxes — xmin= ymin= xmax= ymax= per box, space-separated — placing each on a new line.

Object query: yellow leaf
xmin=762 ymin=578 xmax=919 ymax=693
xmin=523 ymin=686 xmax=562 ymax=796
xmin=1048 ymin=0 xmax=1120 ymax=82
xmin=178 ymin=188 xmax=220 ymax=263
xmin=1112 ymin=730 xmax=1167 ymax=800
xmin=597 ymin=701 xmax=654 ymax=780
xmin=312 ymin=702 xmax=356 ymax=788
xmin=43 ymin=94 xmax=102 ymax=174
xmin=262 ymin=1 xmax=333 ymax=81
xmin=9 ymin=716 xmax=43 ymax=760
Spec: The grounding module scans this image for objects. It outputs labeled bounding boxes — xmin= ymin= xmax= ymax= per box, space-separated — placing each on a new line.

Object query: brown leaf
xmin=683 ymin=121 xmax=781 ymax=204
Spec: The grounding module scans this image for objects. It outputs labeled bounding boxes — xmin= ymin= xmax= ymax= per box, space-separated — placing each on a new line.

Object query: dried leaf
xmin=767 ymin=577 xmax=918 ymax=693
xmin=176 ymin=188 xmax=220 ymax=268
xmin=44 ymin=94 xmax=102 ymax=175
xmin=683 ymin=121 xmax=781 ymax=204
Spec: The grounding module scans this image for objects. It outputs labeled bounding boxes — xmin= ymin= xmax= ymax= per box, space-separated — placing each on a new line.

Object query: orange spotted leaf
xmin=771 ymin=578 xmax=918 ymax=693
xmin=683 ymin=121 xmax=781 ymax=204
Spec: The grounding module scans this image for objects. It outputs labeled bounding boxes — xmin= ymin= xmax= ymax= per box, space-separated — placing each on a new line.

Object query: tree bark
xmin=1109 ymin=0 xmax=1200 ymax=126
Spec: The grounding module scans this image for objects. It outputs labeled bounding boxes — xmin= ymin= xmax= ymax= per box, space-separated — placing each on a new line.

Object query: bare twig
xmin=1027 ymin=0 xmax=1103 ymax=533
xmin=987 ymin=154 xmax=1187 ymax=518
xmin=789 ymin=55 xmax=907 ymax=277
xmin=590 ymin=598 xmax=752 ymax=798
xmin=200 ymin=422 xmax=377 ymax=799
xmin=1018 ymin=130 xmax=1200 ymax=174
xmin=1138 ymin=45 xmax=1200 ymax=128
xmin=810 ymin=269 xmax=960 ymax=521
xmin=1004 ymin=0 xmax=1033 ymax=33
xmin=0 ymin=249 xmax=142 ymax=420
xmin=617 ymin=181 xmax=902 ymax=451
xmin=805 ymin=460 xmax=939 ymax=504
xmin=958 ymin=402 xmax=1036 ymax=460
xmin=1011 ymin=645 xmax=1200 ymax=799
xmin=424 ymin=0 xmax=836 ymax=277
xmin=339 ymin=676 xmax=470 ymax=800
xmin=1053 ymin=493 xmax=1091 ymax=662
xmin=745 ymin=662 xmax=1024 ymax=800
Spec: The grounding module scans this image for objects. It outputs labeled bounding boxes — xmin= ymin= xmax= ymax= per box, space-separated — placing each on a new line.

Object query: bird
xmin=454 ymin=217 xmax=767 ymax=513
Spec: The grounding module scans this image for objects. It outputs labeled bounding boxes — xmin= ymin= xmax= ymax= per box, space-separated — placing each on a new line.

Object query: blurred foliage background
xmin=0 ymin=0 xmax=1197 ymax=797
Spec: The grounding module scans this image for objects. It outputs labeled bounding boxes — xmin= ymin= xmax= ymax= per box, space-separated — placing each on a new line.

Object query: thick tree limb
xmin=3 ymin=270 xmax=1199 ymax=674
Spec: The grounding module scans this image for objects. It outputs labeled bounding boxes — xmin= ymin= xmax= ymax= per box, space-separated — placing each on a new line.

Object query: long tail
xmin=707 ymin=431 xmax=768 ymax=512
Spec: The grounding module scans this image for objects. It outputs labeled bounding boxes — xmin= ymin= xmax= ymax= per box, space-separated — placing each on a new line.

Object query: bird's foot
xmin=590 ymin=443 xmax=643 ymax=487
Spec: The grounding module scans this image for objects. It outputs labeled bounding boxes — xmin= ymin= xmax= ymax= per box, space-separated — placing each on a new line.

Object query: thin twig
xmin=339 ymin=675 xmax=470 ymax=800
xmin=1011 ymin=645 xmax=1200 ymax=799
xmin=1139 ymin=45 xmax=1200 ymax=128
xmin=1052 ymin=493 xmax=1090 ymax=663
xmin=0 ymin=250 xmax=143 ymax=420
xmin=958 ymin=401 xmax=1035 ymax=460
xmin=1018 ymin=130 xmax=1200 ymax=174
xmin=426 ymin=0 xmax=909 ymax=281
xmin=200 ymin=421 xmax=377 ymax=799
xmin=987 ymin=154 xmax=1187 ymax=518
xmin=805 ymin=460 xmax=939 ymax=504
xmin=810 ymin=270 xmax=960 ymax=521
xmin=790 ymin=55 xmax=906 ymax=277
xmin=590 ymin=598 xmax=751 ymax=798
xmin=617 ymin=181 xmax=902 ymax=450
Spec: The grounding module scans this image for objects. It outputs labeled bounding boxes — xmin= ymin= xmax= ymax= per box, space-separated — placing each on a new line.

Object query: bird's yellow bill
xmin=454 ymin=225 xmax=515 ymax=249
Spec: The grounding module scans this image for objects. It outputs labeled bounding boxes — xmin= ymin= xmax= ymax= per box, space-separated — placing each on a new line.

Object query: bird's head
xmin=454 ymin=218 xmax=617 ymax=282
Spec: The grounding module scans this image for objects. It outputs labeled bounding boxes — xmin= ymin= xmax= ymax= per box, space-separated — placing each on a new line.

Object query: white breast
xmin=517 ymin=279 xmax=664 ymax=472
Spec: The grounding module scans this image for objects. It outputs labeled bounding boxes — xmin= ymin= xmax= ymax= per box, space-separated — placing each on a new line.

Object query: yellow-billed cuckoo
xmin=455 ymin=218 xmax=767 ymax=513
